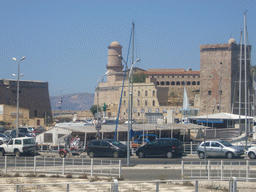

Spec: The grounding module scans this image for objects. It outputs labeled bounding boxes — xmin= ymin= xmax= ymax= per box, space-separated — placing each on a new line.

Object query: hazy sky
xmin=1 ymin=0 xmax=255 ymax=96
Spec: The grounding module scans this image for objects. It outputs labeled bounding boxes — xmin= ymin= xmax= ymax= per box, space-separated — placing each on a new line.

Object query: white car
xmin=246 ymin=146 xmax=256 ymax=159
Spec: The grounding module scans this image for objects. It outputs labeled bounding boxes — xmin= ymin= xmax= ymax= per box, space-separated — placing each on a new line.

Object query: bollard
xmin=67 ymin=183 xmax=69 ymax=192
xmin=195 ymin=180 xmax=198 ymax=192
xmin=246 ymin=160 xmax=249 ymax=182
xmin=156 ymin=182 xmax=159 ymax=192
xmin=221 ymin=160 xmax=223 ymax=180
xmin=111 ymin=179 xmax=118 ymax=192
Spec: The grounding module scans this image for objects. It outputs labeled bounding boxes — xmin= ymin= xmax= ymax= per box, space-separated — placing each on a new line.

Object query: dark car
xmin=0 ymin=126 xmax=5 ymax=133
xmin=4 ymin=129 xmax=32 ymax=138
xmin=86 ymin=139 xmax=129 ymax=158
xmin=135 ymin=138 xmax=183 ymax=158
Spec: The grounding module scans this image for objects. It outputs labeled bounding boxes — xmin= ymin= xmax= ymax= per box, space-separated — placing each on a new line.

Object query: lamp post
xmin=96 ymin=71 xmax=110 ymax=138
xmin=127 ymin=58 xmax=140 ymax=166
xmin=12 ymin=56 xmax=26 ymax=138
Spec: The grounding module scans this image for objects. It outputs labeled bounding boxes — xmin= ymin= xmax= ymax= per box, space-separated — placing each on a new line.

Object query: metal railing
xmin=0 ymin=156 xmax=121 ymax=178
xmin=181 ymin=160 xmax=256 ymax=181
xmin=0 ymin=178 xmax=241 ymax=192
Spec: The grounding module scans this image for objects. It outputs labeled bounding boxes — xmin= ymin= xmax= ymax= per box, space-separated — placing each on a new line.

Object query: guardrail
xmin=181 ymin=160 xmax=256 ymax=181
xmin=0 ymin=156 xmax=121 ymax=178
xmin=0 ymin=178 xmax=241 ymax=192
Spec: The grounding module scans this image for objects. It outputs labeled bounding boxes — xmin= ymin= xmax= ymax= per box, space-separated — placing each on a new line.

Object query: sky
xmin=1 ymin=0 xmax=256 ymax=96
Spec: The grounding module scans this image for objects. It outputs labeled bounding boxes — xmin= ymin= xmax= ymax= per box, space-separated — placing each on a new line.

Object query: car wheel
xmin=226 ymin=152 xmax=234 ymax=159
xmin=113 ymin=152 xmax=119 ymax=158
xmin=249 ymin=152 xmax=256 ymax=159
xmin=1 ymin=149 xmax=5 ymax=156
xmin=138 ymin=152 xmax=144 ymax=158
xmin=88 ymin=151 xmax=94 ymax=158
xmin=14 ymin=150 xmax=20 ymax=157
xmin=166 ymin=151 xmax=173 ymax=159
xmin=199 ymin=152 xmax=204 ymax=159
xmin=59 ymin=151 xmax=66 ymax=158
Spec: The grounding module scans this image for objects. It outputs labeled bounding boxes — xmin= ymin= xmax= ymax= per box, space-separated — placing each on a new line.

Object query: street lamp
xmin=127 ymin=58 xmax=140 ymax=166
xmin=12 ymin=56 xmax=26 ymax=138
xmin=96 ymin=71 xmax=110 ymax=138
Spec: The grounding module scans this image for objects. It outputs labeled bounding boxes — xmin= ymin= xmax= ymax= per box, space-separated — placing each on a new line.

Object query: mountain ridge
xmin=50 ymin=92 xmax=94 ymax=111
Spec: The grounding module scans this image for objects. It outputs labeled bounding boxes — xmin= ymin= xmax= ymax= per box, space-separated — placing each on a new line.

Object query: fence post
xmin=67 ymin=183 xmax=69 ymax=192
xmin=4 ymin=155 xmax=7 ymax=173
xmin=195 ymin=180 xmax=198 ymax=192
xmin=208 ymin=160 xmax=211 ymax=180
xmin=41 ymin=143 xmax=43 ymax=151
xmin=233 ymin=177 xmax=237 ymax=192
xmin=221 ymin=160 xmax=223 ymax=180
xmin=34 ymin=156 xmax=36 ymax=174
xmin=62 ymin=157 xmax=65 ymax=175
xmin=181 ymin=161 xmax=184 ymax=180
xmin=91 ymin=158 xmax=93 ymax=177
xmin=58 ymin=142 xmax=60 ymax=151
xmin=246 ymin=160 xmax=249 ymax=182
xmin=190 ymin=141 xmax=193 ymax=154
xmin=156 ymin=182 xmax=159 ymax=192
xmin=119 ymin=160 xmax=121 ymax=179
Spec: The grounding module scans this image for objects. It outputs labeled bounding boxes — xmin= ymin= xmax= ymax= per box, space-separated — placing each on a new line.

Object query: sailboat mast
xmin=244 ymin=11 xmax=248 ymax=148
xmin=239 ymin=30 xmax=243 ymax=132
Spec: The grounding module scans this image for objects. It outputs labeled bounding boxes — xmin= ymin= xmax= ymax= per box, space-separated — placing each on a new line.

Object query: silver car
xmin=197 ymin=140 xmax=244 ymax=159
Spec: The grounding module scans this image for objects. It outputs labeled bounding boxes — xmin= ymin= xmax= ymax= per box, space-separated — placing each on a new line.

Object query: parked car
xmin=87 ymin=139 xmax=129 ymax=158
xmin=19 ymin=127 xmax=35 ymax=137
xmin=0 ymin=137 xmax=36 ymax=157
xmin=35 ymin=126 xmax=46 ymax=135
xmin=132 ymin=134 xmax=158 ymax=148
xmin=197 ymin=140 xmax=244 ymax=159
xmin=0 ymin=126 xmax=5 ymax=133
xmin=0 ymin=133 xmax=11 ymax=144
xmin=135 ymin=138 xmax=183 ymax=158
xmin=4 ymin=129 xmax=32 ymax=138
xmin=246 ymin=146 xmax=256 ymax=159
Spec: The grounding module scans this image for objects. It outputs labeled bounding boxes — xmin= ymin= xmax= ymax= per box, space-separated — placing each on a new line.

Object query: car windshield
xmin=110 ymin=140 xmax=123 ymax=146
xmin=23 ymin=138 xmax=35 ymax=144
xmin=220 ymin=140 xmax=232 ymax=147
xmin=0 ymin=133 xmax=8 ymax=138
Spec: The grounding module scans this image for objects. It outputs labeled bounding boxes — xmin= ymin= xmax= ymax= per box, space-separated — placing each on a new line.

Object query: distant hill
xmin=50 ymin=92 xmax=95 ymax=111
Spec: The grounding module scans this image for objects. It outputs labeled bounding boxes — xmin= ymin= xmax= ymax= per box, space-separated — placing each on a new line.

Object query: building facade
xmin=0 ymin=79 xmax=52 ymax=126
xmin=200 ymin=38 xmax=252 ymax=115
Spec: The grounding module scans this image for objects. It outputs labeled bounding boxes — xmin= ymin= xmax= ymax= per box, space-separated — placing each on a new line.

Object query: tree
xmin=132 ymin=73 xmax=147 ymax=83
xmin=90 ymin=105 xmax=101 ymax=116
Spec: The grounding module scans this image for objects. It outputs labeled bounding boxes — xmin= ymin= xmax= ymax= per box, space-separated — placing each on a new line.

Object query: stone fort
xmin=95 ymin=38 xmax=253 ymax=121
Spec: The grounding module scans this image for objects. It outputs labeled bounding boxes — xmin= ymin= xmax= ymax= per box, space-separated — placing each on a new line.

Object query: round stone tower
xmin=107 ymin=41 xmax=123 ymax=73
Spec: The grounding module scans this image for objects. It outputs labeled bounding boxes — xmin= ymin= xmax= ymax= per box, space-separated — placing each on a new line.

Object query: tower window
xmin=208 ymin=90 xmax=211 ymax=95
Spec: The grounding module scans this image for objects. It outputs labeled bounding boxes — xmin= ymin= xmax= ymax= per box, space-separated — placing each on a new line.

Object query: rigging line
xmin=114 ymin=24 xmax=133 ymax=140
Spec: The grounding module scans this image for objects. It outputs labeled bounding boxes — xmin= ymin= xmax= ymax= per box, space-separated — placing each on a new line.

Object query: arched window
xmin=187 ymin=81 xmax=191 ymax=85
xmin=181 ymin=81 xmax=185 ymax=85
xmin=157 ymin=81 xmax=159 ymax=85
xmin=197 ymin=81 xmax=200 ymax=85
xmin=192 ymin=81 xmax=196 ymax=85
xmin=152 ymin=100 xmax=155 ymax=106
xmin=161 ymin=81 xmax=165 ymax=85
xmin=171 ymin=81 xmax=175 ymax=85
xmin=138 ymin=91 xmax=140 ymax=96
xmin=145 ymin=100 xmax=147 ymax=106
xmin=145 ymin=91 xmax=148 ymax=96
xmin=166 ymin=81 xmax=170 ymax=85
xmin=124 ymin=91 xmax=126 ymax=96
xmin=137 ymin=99 xmax=140 ymax=106
xmin=152 ymin=90 xmax=155 ymax=96
xmin=176 ymin=81 xmax=180 ymax=85
xmin=123 ymin=100 xmax=126 ymax=105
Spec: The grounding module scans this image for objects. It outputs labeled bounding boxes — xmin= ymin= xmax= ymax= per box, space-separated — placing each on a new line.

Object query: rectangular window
xmin=44 ymin=133 xmax=53 ymax=143
xmin=15 ymin=140 xmax=21 ymax=145
xmin=37 ymin=120 xmax=40 ymax=126
xmin=208 ymin=90 xmax=211 ymax=95
xmin=138 ymin=91 xmax=140 ymax=96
